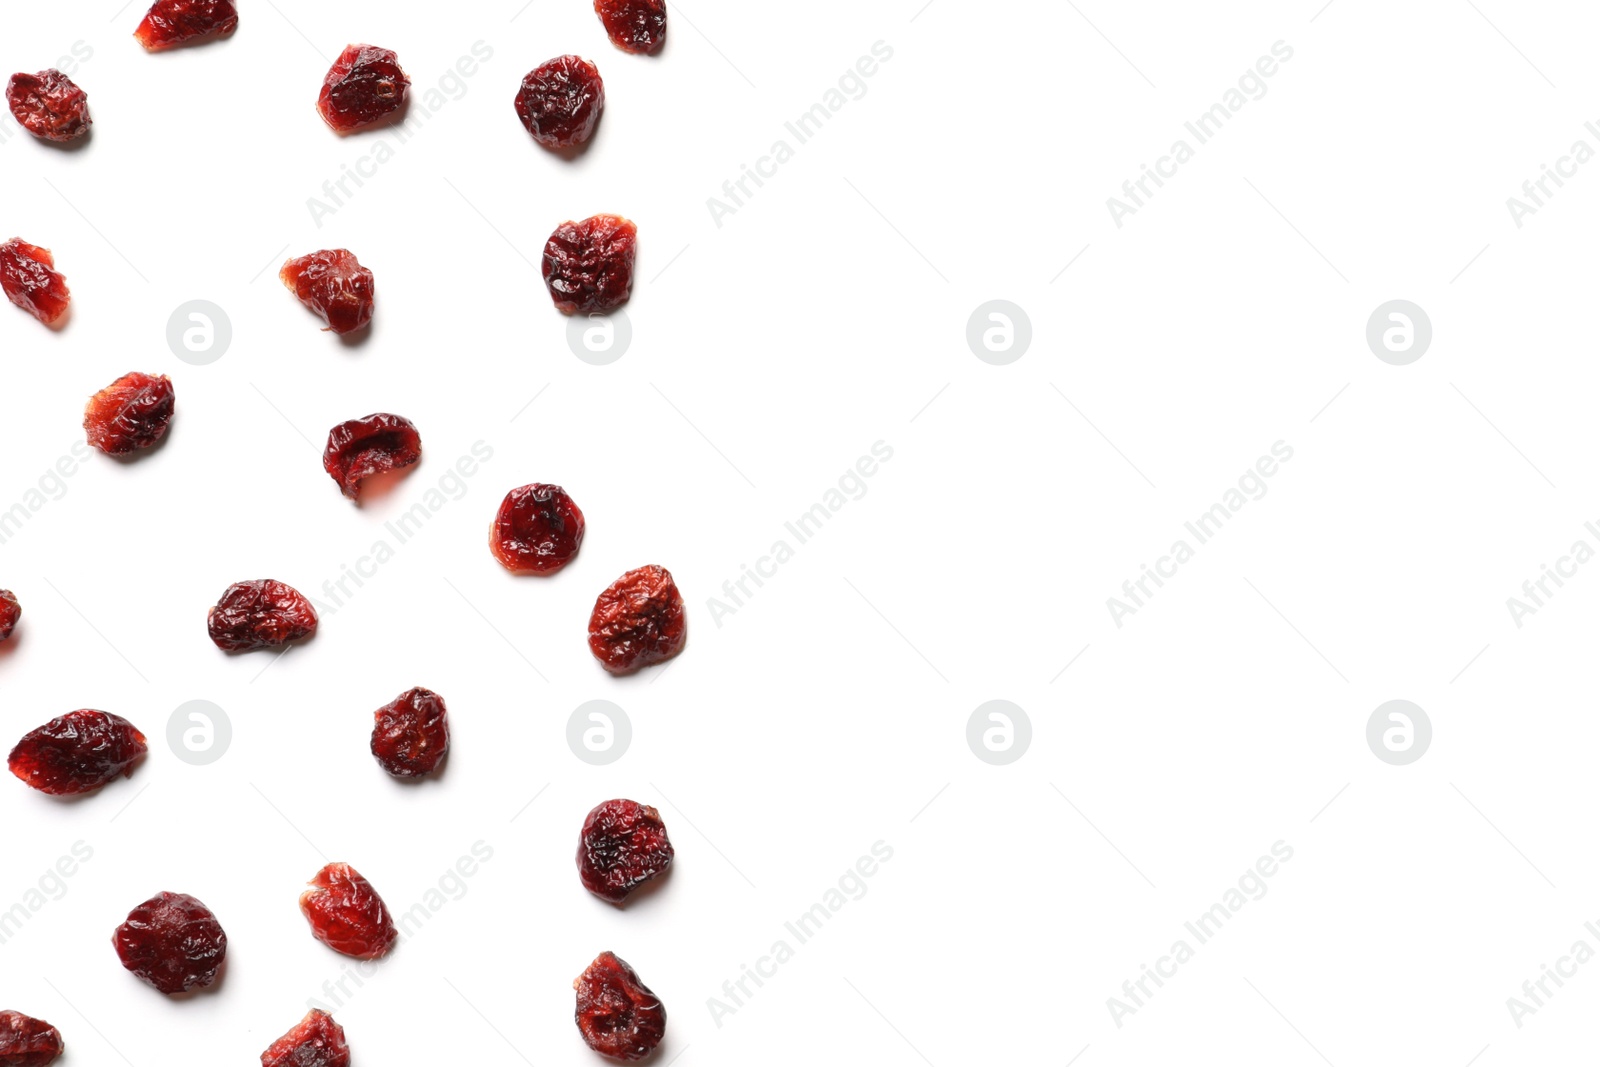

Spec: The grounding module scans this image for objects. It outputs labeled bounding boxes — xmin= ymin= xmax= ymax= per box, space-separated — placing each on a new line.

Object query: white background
xmin=1 ymin=0 xmax=1597 ymax=1064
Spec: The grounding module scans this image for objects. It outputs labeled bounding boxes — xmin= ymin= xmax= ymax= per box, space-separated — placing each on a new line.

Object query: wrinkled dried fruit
xmin=280 ymin=249 xmax=375 ymax=335
xmin=113 ymin=892 xmax=227 ymax=995
xmin=516 ymin=57 xmax=605 ymax=150
xmin=490 ymin=484 xmax=585 ymax=574
xmin=574 ymin=951 xmax=666 ymax=1061
xmin=5 ymin=71 xmax=90 ymax=143
xmin=595 ymin=0 xmax=667 ymax=55
xmin=0 ymin=590 xmax=19 ymax=641
xmin=542 ymin=214 xmax=637 ymax=314
xmin=262 ymin=1010 xmax=349 ymax=1067
xmin=371 ymin=688 xmax=449 ymax=778
xmin=588 ymin=565 xmax=686 ymax=674
xmin=323 ymin=413 xmax=421 ymax=499
xmin=0 ymin=239 xmax=70 ymax=327
xmin=318 ymin=45 xmax=409 ymax=133
xmin=135 ymin=0 xmax=239 ymax=51
xmin=8 ymin=711 xmax=146 ymax=796
xmin=299 ymin=863 xmax=397 ymax=960
xmin=83 ymin=372 xmax=174 ymax=455
xmin=0 ymin=1011 xmax=63 ymax=1067
xmin=578 ymin=799 xmax=674 ymax=904
xmin=207 ymin=580 xmax=318 ymax=652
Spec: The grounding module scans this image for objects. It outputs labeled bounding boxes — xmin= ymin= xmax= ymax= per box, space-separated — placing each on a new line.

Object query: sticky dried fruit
xmin=8 ymin=711 xmax=147 ymax=796
xmin=595 ymin=0 xmax=667 ymax=55
xmin=83 ymin=372 xmax=175 ymax=455
xmin=0 ymin=239 xmax=70 ymax=327
xmin=318 ymin=45 xmax=409 ymax=133
xmin=261 ymin=1010 xmax=349 ymax=1067
xmin=490 ymin=484 xmax=585 ymax=574
xmin=0 ymin=590 xmax=19 ymax=641
xmin=5 ymin=71 xmax=90 ymax=143
xmin=0 ymin=1011 xmax=63 ymax=1067
xmin=299 ymin=864 xmax=397 ymax=960
xmin=323 ymin=413 xmax=421 ymax=499
xmin=574 ymin=952 xmax=666 ymax=1061
xmin=113 ymin=892 xmax=227 ymax=995
xmin=371 ymin=688 xmax=449 ymax=779
xmin=588 ymin=565 xmax=686 ymax=674
xmin=515 ymin=57 xmax=604 ymax=150
xmin=280 ymin=249 xmax=374 ymax=335
xmin=206 ymin=579 xmax=318 ymax=652
xmin=134 ymin=0 xmax=239 ymax=51
xmin=578 ymin=799 xmax=674 ymax=904
xmin=542 ymin=214 xmax=637 ymax=314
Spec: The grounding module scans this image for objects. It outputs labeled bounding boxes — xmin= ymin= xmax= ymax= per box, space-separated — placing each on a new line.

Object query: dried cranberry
xmin=112 ymin=892 xmax=227 ymax=995
xmin=83 ymin=372 xmax=174 ymax=455
xmin=370 ymin=688 xmax=449 ymax=778
xmin=0 ymin=239 xmax=70 ymax=327
xmin=578 ymin=799 xmax=674 ymax=904
xmin=588 ymin=565 xmax=686 ymax=674
xmin=134 ymin=0 xmax=239 ymax=51
xmin=516 ymin=57 xmax=605 ymax=151
xmin=280 ymin=249 xmax=375 ymax=335
xmin=8 ymin=711 xmax=147 ymax=796
xmin=595 ymin=0 xmax=667 ymax=55
xmin=299 ymin=863 xmax=398 ymax=960
xmin=5 ymin=71 xmax=90 ymax=143
xmin=542 ymin=214 xmax=637 ymax=314
xmin=0 ymin=1011 xmax=62 ymax=1067
xmin=574 ymin=952 xmax=666 ymax=1061
xmin=206 ymin=579 xmax=318 ymax=652
xmin=0 ymin=590 xmax=19 ymax=641
xmin=490 ymin=484 xmax=586 ymax=574
xmin=323 ymin=413 xmax=421 ymax=500
xmin=261 ymin=1010 xmax=349 ymax=1067
xmin=318 ymin=45 xmax=409 ymax=133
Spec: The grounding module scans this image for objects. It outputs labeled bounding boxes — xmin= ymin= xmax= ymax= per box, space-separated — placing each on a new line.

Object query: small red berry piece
xmin=0 ymin=239 xmax=70 ymax=327
xmin=578 ymin=799 xmax=674 ymax=904
xmin=5 ymin=71 xmax=90 ymax=143
xmin=299 ymin=863 xmax=398 ymax=960
xmin=542 ymin=214 xmax=637 ymax=314
xmin=0 ymin=590 xmax=19 ymax=641
xmin=318 ymin=45 xmax=409 ymax=133
xmin=280 ymin=249 xmax=375 ymax=335
xmin=206 ymin=579 xmax=318 ymax=652
xmin=8 ymin=711 xmax=147 ymax=796
xmin=112 ymin=892 xmax=227 ymax=995
xmin=323 ymin=413 xmax=421 ymax=499
xmin=371 ymin=688 xmax=449 ymax=778
xmin=0 ymin=1011 xmax=63 ymax=1067
xmin=588 ymin=565 xmax=686 ymax=674
xmin=83 ymin=372 xmax=175 ymax=455
xmin=574 ymin=951 xmax=666 ymax=1060
xmin=490 ymin=483 xmax=585 ymax=574
xmin=261 ymin=1010 xmax=349 ymax=1067
xmin=595 ymin=0 xmax=667 ymax=55
xmin=516 ymin=56 xmax=605 ymax=150
xmin=134 ymin=0 xmax=239 ymax=51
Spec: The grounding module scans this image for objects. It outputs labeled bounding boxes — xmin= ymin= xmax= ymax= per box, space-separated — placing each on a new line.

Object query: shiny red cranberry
xmin=515 ymin=56 xmax=604 ymax=150
xmin=206 ymin=579 xmax=318 ymax=652
xmin=578 ymin=799 xmax=674 ymax=904
xmin=490 ymin=484 xmax=585 ymax=574
xmin=542 ymin=214 xmax=637 ymax=314
xmin=370 ymin=688 xmax=449 ymax=778
xmin=135 ymin=0 xmax=239 ymax=51
xmin=261 ymin=1010 xmax=349 ymax=1067
xmin=280 ymin=249 xmax=374 ymax=335
xmin=8 ymin=711 xmax=147 ymax=796
xmin=323 ymin=413 xmax=421 ymax=499
xmin=574 ymin=951 xmax=666 ymax=1060
xmin=318 ymin=45 xmax=409 ymax=133
xmin=595 ymin=0 xmax=667 ymax=55
xmin=0 ymin=239 xmax=70 ymax=327
xmin=0 ymin=590 xmax=19 ymax=641
xmin=83 ymin=372 xmax=174 ymax=455
xmin=0 ymin=1011 xmax=63 ymax=1067
xmin=112 ymin=892 xmax=227 ymax=995
xmin=5 ymin=70 xmax=90 ymax=143
xmin=299 ymin=863 xmax=397 ymax=960
xmin=588 ymin=565 xmax=686 ymax=674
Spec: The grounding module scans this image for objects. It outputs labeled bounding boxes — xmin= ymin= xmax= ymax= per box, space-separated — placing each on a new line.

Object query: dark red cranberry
xmin=490 ymin=484 xmax=586 ymax=574
xmin=588 ymin=565 xmax=686 ymax=674
xmin=595 ymin=0 xmax=667 ymax=55
xmin=318 ymin=45 xmax=409 ymax=133
xmin=280 ymin=249 xmax=374 ymax=335
xmin=206 ymin=580 xmax=318 ymax=652
xmin=0 ymin=1011 xmax=63 ymax=1067
xmin=370 ymin=688 xmax=449 ymax=778
xmin=578 ymin=799 xmax=674 ymax=904
xmin=261 ymin=1010 xmax=348 ymax=1067
xmin=83 ymin=372 xmax=174 ymax=455
xmin=574 ymin=951 xmax=666 ymax=1060
xmin=8 ymin=711 xmax=147 ymax=796
xmin=112 ymin=892 xmax=227 ymax=995
xmin=515 ymin=57 xmax=605 ymax=150
xmin=299 ymin=863 xmax=397 ymax=960
xmin=542 ymin=214 xmax=637 ymax=314
xmin=0 ymin=239 xmax=70 ymax=327
xmin=5 ymin=71 xmax=90 ymax=143
xmin=323 ymin=413 xmax=421 ymax=499
xmin=135 ymin=0 xmax=239 ymax=51
xmin=0 ymin=590 xmax=19 ymax=641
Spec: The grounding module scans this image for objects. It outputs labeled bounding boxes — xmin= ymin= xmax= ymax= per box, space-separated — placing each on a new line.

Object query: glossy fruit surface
xmin=8 ymin=711 xmax=147 ymax=796
xmin=300 ymin=863 xmax=398 ymax=960
xmin=0 ymin=1011 xmax=63 ymax=1067
xmin=5 ymin=71 xmax=90 ymax=142
xmin=134 ymin=0 xmax=238 ymax=51
xmin=574 ymin=951 xmax=666 ymax=1060
xmin=587 ymin=565 xmax=686 ymax=674
xmin=261 ymin=1010 xmax=348 ymax=1067
xmin=206 ymin=580 xmax=318 ymax=652
xmin=542 ymin=214 xmax=636 ymax=314
xmin=0 ymin=240 xmax=69 ymax=326
xmin=371 ymin=688 xmax=449 ymax=778
xmin=595 ymin=0 xmax=667 ymax=55
xmin=318 ymin=45 xmax=409 ymax=133
xmin=112 ymin=892 xmax=227 ymax=994
xmin=490 ymin=484 xmax=585 ymax=574
xmin=280 ymin=249 xmax=374 ymax=335
xmin=83 ymin=372 xmax=174 ymax=455
xmin=515 ymin=57 xmax=604 ymax=150
xmin=323 ymin=413 xmax=420 ymax=499
xmin=0 ymin=591 xmax=19 ymax=641
xmin=577 ymin=799 xmax=674 ymax=904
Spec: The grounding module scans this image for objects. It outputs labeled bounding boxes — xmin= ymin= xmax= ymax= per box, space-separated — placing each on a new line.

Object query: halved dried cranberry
xmin=595 ymin=0 xmax=667 ymax=55
xmin=8 ymin=711 xmax=147 ymax=796
xmin=134 ymin=0 xmax=239 ymax=51
xmin=542 ymin=214 xmax=637 ymax=314
xmin=578 ymin=799 xmax=674 ymax=904
xmin=83 ymin=372 xmax=174 ymax=455
xmin=318 ymin=45 xmax=409 ymax=133
xmin=371 ymin=687 xmax=449 ymax=778
xmin=0 ymin=590 xmax=19 ymax=641
xmin=323 ymin=413 xmax=421 ymax=499
xmin=5 ymin=71 xmax=90 ymax=143
xmin=0 ymin=1011 xmax=63 ymax=1067
xmin=299 ymin=863 xmax=397 ymax=960
xmin=574 ymin=951 xmax=666 ymax=1061
xmin=206 ymin=579 xmax=318 ymax=652
xmin=490 ymin=484 xmax=586 ymax=574
xmin=261 ymin=1010 xmax=349 ymax=1067
xmin=588 ymin=565 xmax=686 ymax=674
xmin=516 ymin=57 xmax=605 ymax=150
xmin=0 ymin=239 xmax=70 ymax=327
xmin=280 ymin=249 xmax=375 ymax=335
xmin=113 ymin=892 xmax=227 ymax=995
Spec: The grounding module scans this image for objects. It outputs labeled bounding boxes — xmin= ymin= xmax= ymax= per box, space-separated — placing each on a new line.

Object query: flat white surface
xmin=1 ymin=0 xmax=1597 ymax=1064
